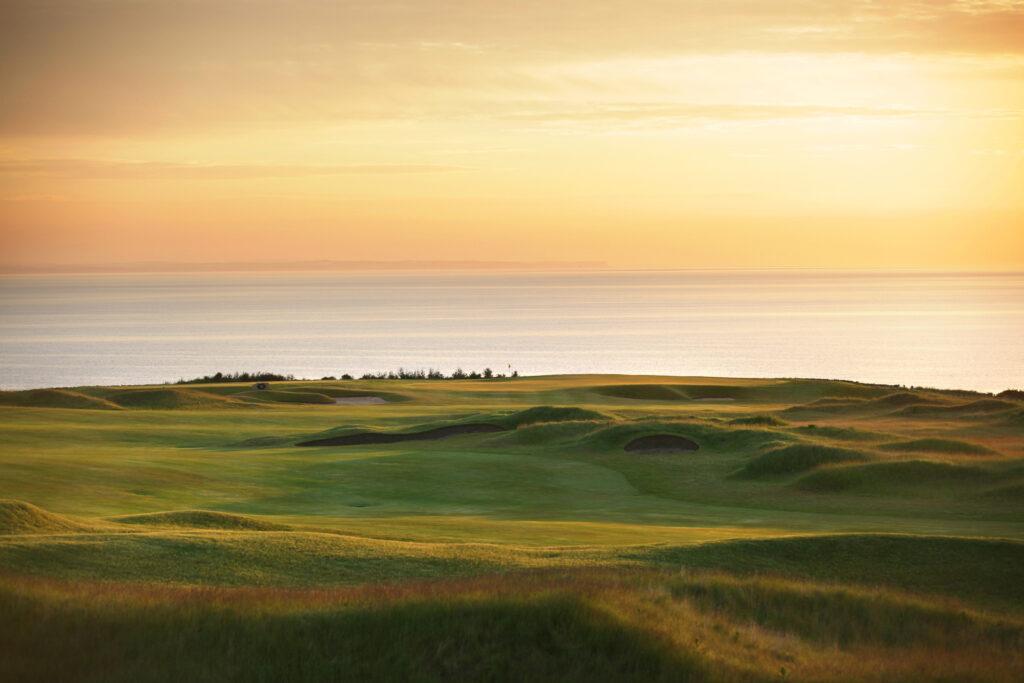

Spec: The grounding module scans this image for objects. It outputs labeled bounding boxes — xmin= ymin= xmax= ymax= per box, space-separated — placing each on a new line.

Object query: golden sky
xmin=1 ymin=0 xmax=1022 ymax=269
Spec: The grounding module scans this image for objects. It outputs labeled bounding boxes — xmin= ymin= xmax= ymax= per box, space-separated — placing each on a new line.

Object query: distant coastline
xmin=0 ymin=260 xmax=609 ymax=275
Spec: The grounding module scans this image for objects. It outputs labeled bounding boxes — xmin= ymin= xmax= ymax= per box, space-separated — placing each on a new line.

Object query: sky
xmin=1 ymin=0 xmax=1022 ymax=270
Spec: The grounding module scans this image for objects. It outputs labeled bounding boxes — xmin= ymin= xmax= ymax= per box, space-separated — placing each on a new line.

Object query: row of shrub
xmin=355 ymin=368 xmax=518 ymax=380
xmin=176 ymin=371 xmax=297 ymax=384
xmin=174 ymin=368 xmax=519 ymax=384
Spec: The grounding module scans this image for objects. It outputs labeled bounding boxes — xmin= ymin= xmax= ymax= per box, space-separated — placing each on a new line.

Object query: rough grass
xmin=0 ymin=500 xmax=96 ymax=535
xmin=624 ymin=434 xmax=700 ymax=454
xmin=735 ymin=444 xmax=872 ymax=478
xmin=591 ymin=384 xmax=689 ymax=401
xmin=0 ymin=389 xmax=121 ymax=410
xmin=109 ymin=510 xmax=289 ymax=531
xmin=867 ymin=392 xmax=941 ymax=407
xmin=107 ymin=388 xmax=253 ymax=410
xmin=496 ymin=405 xmax=611 ymax=428
xmin=879 ymin=438 xmax=999 ymax=456
xmin=792 ymin=425 xmax=888 ymax=442
xmin=982 ymin=483 xmax=1024 ymax=502
xmin=896 ymin=399 xmax=1019 ymax=418
xmin=287 ymin=387 xmax=410 ymax=402
xmin=795 ymin=460 xmax=992 ymax=493
xmin=2 ymin=568 xmax=1021 ymax=683
xmin=3 ymin=375 xmax=1024 ymax=680
xmin=726 ymin=415 xmax=788 ymax=427
xmin=234 ymin=389 xmax=335 ymax=404
xmin=639 ymin=534 xmax=1024 ymax=613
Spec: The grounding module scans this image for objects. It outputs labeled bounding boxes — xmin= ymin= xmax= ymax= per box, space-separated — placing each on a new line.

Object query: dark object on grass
xmin=253 ymin=382 xmax=270 ymax=390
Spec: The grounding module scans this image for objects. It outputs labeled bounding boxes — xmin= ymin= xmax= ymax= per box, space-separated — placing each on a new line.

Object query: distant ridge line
xmin=1 ymin=260 xmax=609 ymax=274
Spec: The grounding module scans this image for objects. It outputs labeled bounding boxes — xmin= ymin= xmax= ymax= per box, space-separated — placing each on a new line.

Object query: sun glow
xmin=1 ymin=1 xmax=1022 ymax=269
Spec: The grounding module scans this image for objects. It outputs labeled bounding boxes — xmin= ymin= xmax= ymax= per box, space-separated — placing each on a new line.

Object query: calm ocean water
xmin=0 ymin=269 xmax=1021 ymax=393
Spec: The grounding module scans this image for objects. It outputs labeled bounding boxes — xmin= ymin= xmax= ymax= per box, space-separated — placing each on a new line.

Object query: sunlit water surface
xmin=1 ymin=270 xmax=1021 ymax=393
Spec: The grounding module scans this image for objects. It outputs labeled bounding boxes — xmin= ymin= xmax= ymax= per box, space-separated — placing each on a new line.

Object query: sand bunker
xmin=624 ymin=434 xmax=700 ymax=454
xmin=298 ymin=423 xmax=506 ymax=447
xmin=334 ymin=397 xmax=388 ymax=406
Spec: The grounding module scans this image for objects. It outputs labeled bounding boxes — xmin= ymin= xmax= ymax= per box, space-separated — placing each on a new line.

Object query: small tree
xmin=483 ymin=368 xmax=493 ymax=379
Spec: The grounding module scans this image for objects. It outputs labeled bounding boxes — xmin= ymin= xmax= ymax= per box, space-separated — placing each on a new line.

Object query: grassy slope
xmin=1 ymin=375 xmax=1023 ymax=680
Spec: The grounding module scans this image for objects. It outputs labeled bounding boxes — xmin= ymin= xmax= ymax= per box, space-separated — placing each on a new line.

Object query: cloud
xmin=0 ymin=159 xmax=471 ymax=180
xmin=496 ymin=102 xmax=1023 ymax=133
xmin=1 ymin=1 xmax=1022 ymax=136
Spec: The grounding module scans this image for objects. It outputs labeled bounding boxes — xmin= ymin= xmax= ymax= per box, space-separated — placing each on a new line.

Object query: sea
xmin=0 ymin=269 xmax=1021 ymax=393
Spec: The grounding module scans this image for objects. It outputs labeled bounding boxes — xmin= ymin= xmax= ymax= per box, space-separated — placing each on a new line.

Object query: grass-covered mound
xmin=640 ymin=534 xmax=1024 ymax=613
xmin=297 ymin=406 xmax=609 ymax=448
xmin=110 ymin=510 xmax=288 ymax=531
xmin=735 ymin=444 xmax=872 ymax=478
xmin=795 ymin=460 xmax=991 ymax=493
xmin=107 ymin=388 xmax=253 ymax=410
xmin=867 ymin=392 xmax=941 ymax=407
xmin=483 ymin=420 xmax=606 ymax=447
xmin=234 ymin=389 xmax=335 ymax=405
xmin=791 ymin=425 xmax=888 ymax=442
xmin=879 ymin=438 xmax=999 ymax=456
xmin=298 ymin=423 xmax=507 ymax=447
xmin=591 ymin=384 xmax=688 ymax=401
xmin=0 ymin=500 xmax=95 ymax=535
xmin=497 ymin=405 xmax=610 ymax=429
xmin=582 ymin=421 xmax=782 ymax=455
xmin=726 ymin=415 xmax=788 ymax=427
xmin=896 ymin=399 xmax=1018 ymax=418
xmin=0 ymin=388 xmax=121 ymax=410
xmin=982 ymin=482 xmax=1024 ymax=502
xmin=288 ymin=387 xmax=410 ymax=403
xmin=624 ymin=435 xmax=700 ymax=454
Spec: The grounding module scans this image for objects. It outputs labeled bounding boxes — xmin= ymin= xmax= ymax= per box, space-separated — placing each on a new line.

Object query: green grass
xmin=879 ymin=438 xmax=1000 ymax=456
xmin=2 ymin=374 xmax=1023 ymax=680
xmin=106 ymin=388 xmax=255 ymax=410
xmin=0 ymin=388 xmax=121 ymax=410
xmin=734 ymin=444 xmax=873 ymax=478
xmin=0 ymin=499 xmax=100 ymax=535
xmin=2 ymin=567 xmax=1021 ymax=682
xmin=794 ymin=460 xmax=993 ymax=493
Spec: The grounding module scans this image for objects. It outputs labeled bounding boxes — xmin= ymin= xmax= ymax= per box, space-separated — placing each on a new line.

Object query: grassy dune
xmin=1 ymin=374 xmax=1022 ymax=680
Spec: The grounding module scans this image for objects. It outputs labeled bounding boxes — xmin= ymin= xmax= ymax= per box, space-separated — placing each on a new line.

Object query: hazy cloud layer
xmin=0 ymin=159 xmax=470 ymax=180
xmin=2 ymin=1 xmax=1023 ymax=135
